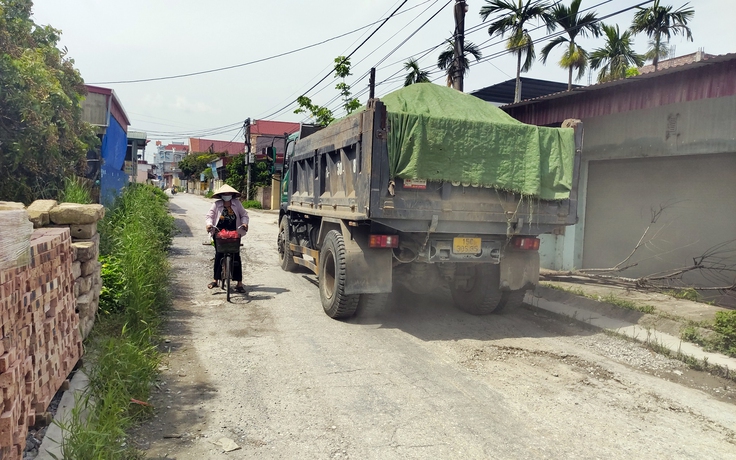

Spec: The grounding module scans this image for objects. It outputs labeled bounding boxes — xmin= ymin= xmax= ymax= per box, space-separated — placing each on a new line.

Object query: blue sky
xmin=30 ymin=0 xmax=734 ymax=157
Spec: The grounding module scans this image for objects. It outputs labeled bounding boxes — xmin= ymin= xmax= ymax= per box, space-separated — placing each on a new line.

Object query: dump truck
xmin=277 ymin=84 xmax=582 ymax=319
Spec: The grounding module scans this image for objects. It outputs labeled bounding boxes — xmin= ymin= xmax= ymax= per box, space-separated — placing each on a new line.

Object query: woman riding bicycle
xmin=205 ymin=184 xmax=249 ymax=292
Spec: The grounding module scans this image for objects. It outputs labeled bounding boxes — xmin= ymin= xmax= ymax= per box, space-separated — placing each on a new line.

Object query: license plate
xmin=453 ymin=237 xmax=482 ymax=254
xmin=403 ymin=179 xmax=427 ymax=189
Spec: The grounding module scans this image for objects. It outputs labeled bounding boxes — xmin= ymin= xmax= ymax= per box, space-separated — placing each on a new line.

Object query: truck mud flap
xmin=341 ymin=223 xmax=392 ymax=295
xmin=499 ymin=248 xmax=539 ymax=291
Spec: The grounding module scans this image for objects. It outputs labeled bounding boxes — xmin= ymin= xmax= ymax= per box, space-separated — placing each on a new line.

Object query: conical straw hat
xmin=212 ymin=184 xmax=241 ymax=199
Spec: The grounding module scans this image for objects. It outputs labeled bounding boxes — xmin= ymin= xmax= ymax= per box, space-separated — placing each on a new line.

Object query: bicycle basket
xmin=214 ymin=236 xmax=241 ymax=253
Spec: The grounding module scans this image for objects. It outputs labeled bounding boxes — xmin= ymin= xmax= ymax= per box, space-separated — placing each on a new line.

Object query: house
xmin=82 ymin=85 xmax=131 ymax=204
xmin=500 ymin=53 xmax=736 ymax=296
xmin=247 ymin=119 xmax=300 ymax=165
xmin=153 ymin=142 xmax=189 ymax=189
xmin=189 ymin=138 xmax=245 ymax=156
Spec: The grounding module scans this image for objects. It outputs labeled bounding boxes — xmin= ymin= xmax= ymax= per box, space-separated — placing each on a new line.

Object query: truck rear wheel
xmin=495 ymin=289 xmax=527 ymax=313
xmin=278 ymin=217 xmax=298 ymax=272
xmin=449 ymin=264 xmax=503 ymax=315
xmin=356 ymin=293 xmax=390 ymax=317
xmin=319 ymin=230 xmax=359 ymax=319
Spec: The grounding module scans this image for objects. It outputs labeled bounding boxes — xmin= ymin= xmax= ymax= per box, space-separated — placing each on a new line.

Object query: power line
xmin=88 ymin=0 xmax=432 ymax=85
xmin=260 ymin=0 xmax=410 ymax=121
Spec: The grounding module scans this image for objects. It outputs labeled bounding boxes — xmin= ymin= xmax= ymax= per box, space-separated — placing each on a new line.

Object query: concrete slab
xmin=526 ymin=291 xmax=736 ymax=372
xmin=36 ymin=370 xmax=90 ymax=460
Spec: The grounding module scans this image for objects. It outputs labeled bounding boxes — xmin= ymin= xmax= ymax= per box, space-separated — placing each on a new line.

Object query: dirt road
xmin=132 ymin=192 xmax=736 ymax=459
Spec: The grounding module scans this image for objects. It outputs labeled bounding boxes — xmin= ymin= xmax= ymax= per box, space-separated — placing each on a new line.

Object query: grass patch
xmin=664 ymin=287 xmax=700 ymax=302
xmin=57 ymin=184 xmax=175 ymax=459
xmin=241 ymin=199 xmax=262 ymax=209
xmin=62 ymin=176 xmax=93 ymax=204
xmin=600 ymin=293 xmax=656 ymax=314
xmin=542 ymin=283 xmax=655 ymax=314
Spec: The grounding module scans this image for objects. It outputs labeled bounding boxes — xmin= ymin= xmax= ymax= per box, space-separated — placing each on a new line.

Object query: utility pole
xmin=243 ymin=118 xmax=251 ymax=200
xmin=453 ymin=0 xmax=468 ymax=92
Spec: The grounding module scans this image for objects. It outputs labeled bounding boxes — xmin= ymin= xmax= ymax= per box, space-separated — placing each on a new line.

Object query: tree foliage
xmin=177 ymin=152 xmax=219 ymax=180
xmin=630 ymin=0 xmax=694 ymax=71
xmin=590 ymin=23 xmax=645 ymax=83
xmin=480 ymin=0 xmax=554 ymax=103
xmin=540 ymin=0 xmax=601 ymax=90
xmin=403 ymin=59 xmax=431 ymax=86
xmin=294 ymin=55 xmax=361 ymax=126
xmin=0 ymin=0 xmax=97 ymax=204
xmin=437 ymin=39 xmax=482 ymax=88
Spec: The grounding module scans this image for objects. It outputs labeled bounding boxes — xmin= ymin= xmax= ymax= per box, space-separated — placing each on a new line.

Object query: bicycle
xmin=211 ymin=228 xmax=243 ymax=302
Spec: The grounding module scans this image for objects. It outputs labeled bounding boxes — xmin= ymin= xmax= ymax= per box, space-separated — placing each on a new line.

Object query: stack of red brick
xmin=0 ymin=228 xmax=82 ymax=460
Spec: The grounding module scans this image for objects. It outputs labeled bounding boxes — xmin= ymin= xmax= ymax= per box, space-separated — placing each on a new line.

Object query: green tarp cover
xmin=380 ymin=83 xmax=575 ymax=200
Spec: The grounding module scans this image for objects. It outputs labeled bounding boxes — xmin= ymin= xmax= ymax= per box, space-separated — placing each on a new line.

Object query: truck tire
xmin=278 ymin=217 xmax=298 ymax=272
xmin=319 ymin=230 xmax=359 ymax=319
xmin=356 ymin=293 xmax=390 ymax=317
xmin=449 ymin=264 xmax=503 ymax=315
xmin=495 ymin=289 xmax=527 ymax=313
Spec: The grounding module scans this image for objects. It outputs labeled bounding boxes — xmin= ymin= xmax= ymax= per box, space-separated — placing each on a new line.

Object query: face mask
xmin=221 ymin=195 xmax=232 ymax=202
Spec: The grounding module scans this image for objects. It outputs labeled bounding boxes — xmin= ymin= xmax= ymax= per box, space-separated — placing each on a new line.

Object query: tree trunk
xmin=568 ymin=66 xmax=573 ymax=91
xmin=653 ymin=35 xmax=660 ymax=71
xmin=515 ymin=52 xmax=522 ymax=103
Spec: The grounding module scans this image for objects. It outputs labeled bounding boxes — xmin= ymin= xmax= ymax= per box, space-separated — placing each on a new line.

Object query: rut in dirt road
xmin=130 ymin=192 xmax=736 ymax=460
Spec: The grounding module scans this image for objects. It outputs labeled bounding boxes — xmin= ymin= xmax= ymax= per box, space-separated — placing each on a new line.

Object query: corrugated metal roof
xmin=470 ymin=77 xmax=583 ymax=105
xmin=502 ymin=52 xmax=736 ymax=126
xmin=502 ymin=52 xmax=736 ymax=110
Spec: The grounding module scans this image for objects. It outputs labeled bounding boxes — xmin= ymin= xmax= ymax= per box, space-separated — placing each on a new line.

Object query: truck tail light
xmin=511 ymin=236 xmax=540 ymax=250
xmin=369 ymin=234 xmax=399 ymax=248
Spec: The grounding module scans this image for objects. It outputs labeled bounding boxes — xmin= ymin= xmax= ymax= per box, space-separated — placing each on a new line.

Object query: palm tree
xmin=480 ymin=0 xmax=554 ymax=103
xmin=437 ymin=39 xmax=482 ymax=88
xmin=630 ymin=0 xmax=694 ymax=71
xmin=539 ymin=0 xmax=601 ymax=90
xmin=590 ymin=24 xmax=645 ymax=83
xmin=403 ymin=59 xmax=431 ymax=86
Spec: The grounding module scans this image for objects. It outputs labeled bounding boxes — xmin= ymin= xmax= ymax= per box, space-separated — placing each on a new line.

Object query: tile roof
xmin=249 ymin=119 xmax=300 ymax=136
xmin=189 ymin=138 xmax=245 ymax=156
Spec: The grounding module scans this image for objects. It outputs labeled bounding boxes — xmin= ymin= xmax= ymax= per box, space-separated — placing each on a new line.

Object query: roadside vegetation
xmin=56 ymin=184 xmax=175 ymax=459
xmin=61 ymin=176 xmax=94 ymax=205
xmin=542 ymin=282 xmax=736 ymax=360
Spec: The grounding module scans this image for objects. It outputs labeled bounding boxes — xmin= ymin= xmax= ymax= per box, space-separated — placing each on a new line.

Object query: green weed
xmin=62 ymin=176 xmax=93 ymax=204
xmin=713 ymin=311 xmax=736 ymax=356
xmin=601 ymin=293 xmax=655 ymax=314
xmin=59 ymin=184 xmax=173 ymax=459
xmin=665 ymin=288 xmax=700 ymax=302
xmin=241 ymin=199 xmax=263 ymax=209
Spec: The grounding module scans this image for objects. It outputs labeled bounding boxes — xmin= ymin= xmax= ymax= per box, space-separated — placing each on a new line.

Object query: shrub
xmin=713 ymin=311 xmax=736 ymax=356
xmin=242 ymin=200 xmax=263 ymax=209
xmin=204 ymin=190 xmax=214 ymax=198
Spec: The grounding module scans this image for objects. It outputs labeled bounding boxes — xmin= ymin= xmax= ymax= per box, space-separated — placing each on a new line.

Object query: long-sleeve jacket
xmin=205 ymin=199 xmax=250 ymax=236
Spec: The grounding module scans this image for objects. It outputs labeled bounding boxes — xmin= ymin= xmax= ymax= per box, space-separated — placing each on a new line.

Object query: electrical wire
xmin=259 ymin=0 xmax=411 ymax=121
xmin=88 ymin=0 xmax=432 ymax=85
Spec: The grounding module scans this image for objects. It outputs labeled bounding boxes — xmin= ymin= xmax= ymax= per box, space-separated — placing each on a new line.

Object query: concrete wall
xmin=553 ymin=95 xmax=736 ymax=287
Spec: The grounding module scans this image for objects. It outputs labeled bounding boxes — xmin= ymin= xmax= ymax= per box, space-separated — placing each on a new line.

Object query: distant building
xmin=189 ymin=138 xmax=245 ymax=156
xmin=247 ymin=119 xmax=300 ymax=164
xmin=638 ymin=49 xmax=716 ymax=74
xmin=153 ymin=142 xmax=189 ymax=189
xmin=82 ymin=86 xmax=132 ymax=204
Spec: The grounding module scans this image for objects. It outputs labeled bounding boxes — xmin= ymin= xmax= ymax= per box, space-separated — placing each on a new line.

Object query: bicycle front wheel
xmin=225 ymin=254 xmax=232 ymax=302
